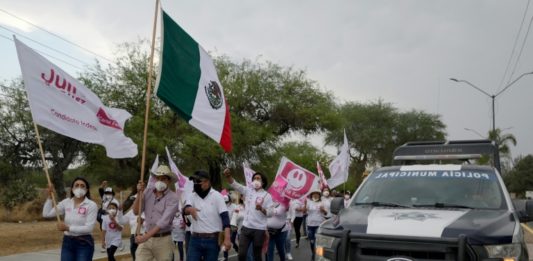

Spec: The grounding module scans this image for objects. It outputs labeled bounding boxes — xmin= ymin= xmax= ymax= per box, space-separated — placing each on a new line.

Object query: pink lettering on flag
xmin=96 ymin=108 xmax=122 ymax=130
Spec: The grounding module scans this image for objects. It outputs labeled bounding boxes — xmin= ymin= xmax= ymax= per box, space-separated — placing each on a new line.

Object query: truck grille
xmin=348 ymin=235 xmax=475 ymax=261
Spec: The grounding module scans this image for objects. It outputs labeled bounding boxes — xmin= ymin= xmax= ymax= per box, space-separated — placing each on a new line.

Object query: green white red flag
xmin=155 ymin=9 xmax=232 ymax=152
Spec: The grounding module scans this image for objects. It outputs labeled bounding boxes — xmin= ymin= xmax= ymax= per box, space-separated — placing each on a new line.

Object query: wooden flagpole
xmin=33 ymin=123 xmax=61 ymax=222
xmin=136 ymin=0 xmax=160 ymax=236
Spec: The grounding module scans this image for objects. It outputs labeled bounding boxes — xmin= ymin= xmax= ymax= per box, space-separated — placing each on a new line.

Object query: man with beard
xmin=183 ymin=170 xmax=232 ymax=261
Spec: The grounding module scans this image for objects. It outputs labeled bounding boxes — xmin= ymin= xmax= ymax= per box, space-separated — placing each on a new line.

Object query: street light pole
xmin=450 ymin=71 xmax=533 ymax=133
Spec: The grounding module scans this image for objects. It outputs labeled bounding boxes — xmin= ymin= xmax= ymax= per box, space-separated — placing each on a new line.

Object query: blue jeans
xmin=187 ymin=236 xmax=220 ymax=261
xmin=307 ymin=226 xmax=319 ymax=259
xmin=267 ymin=230 xmax=287 ymax=261
xmin=61 ymin=235 xmax=94 ymax=261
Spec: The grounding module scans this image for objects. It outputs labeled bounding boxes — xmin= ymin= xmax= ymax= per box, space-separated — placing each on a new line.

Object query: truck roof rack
xmin=392 ymin=139 xmax=501 ymax=172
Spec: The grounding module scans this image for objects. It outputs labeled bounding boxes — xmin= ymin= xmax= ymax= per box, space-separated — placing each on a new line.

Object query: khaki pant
xmin=136 ymin=235 xmax=174 ymax=261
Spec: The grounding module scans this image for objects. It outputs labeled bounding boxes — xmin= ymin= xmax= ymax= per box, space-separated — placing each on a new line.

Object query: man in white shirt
xmin=224 ymin=168 xmax=273 ymax=261
xmin=183 ymin=170 xmax=232 ymax=261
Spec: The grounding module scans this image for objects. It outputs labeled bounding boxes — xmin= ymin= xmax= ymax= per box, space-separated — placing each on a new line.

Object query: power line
xmin=0 ymin=33 xmax=85 ymax=71
xmin=0 ymin=8 xmax=113 ymax=63
xmin=498 ymin=0 xmax=530 ymax=90
xmin=0 ymin=25 xmax=89 ymax=66
xmin=506 ymin=10 xmax=533 ymax=87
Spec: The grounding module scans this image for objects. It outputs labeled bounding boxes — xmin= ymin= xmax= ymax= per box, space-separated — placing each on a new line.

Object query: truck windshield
xmin=352 ymin=168 xmax=506 ymax=210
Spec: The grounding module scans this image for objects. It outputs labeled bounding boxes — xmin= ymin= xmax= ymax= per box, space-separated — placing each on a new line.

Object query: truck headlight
xmin=316 ymin=234 xmax=336 ymax=260
xmin=484 ymin=243 xmax=521 ymax=260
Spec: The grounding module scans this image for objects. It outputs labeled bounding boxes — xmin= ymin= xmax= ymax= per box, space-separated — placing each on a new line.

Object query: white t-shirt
xmin=322 ymin=196 xmax=332 ymax=218
xmin=306 ymin=199 xmax=326 ymax=227
xmin=184 ymin=189 xmax=228 ymax=233
xmin=230 ymin=180 xmax=273 ymax=230
xmin=267 ymin=203 xmax=287 ymax=230
xmin=43 ymin=197 xmax=98 ymax=236
xmin=120 ymin=209 xmax=145 ymax=235
xmin=171 ymin=213 xmax=186 ymax=242
xmin=290 ymin=199 xmax=305 ymax=219
xmin=102 ymin=215 xmax=123 ymax=248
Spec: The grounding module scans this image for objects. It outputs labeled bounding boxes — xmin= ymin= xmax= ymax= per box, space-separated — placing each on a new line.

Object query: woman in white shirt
xmin=224 ymin=168 xmax=273 ymax=261
xmin=42 ymin=177 xmax=98 ymax=261
xmin=304 ymin=190 xmax=327 ymax=261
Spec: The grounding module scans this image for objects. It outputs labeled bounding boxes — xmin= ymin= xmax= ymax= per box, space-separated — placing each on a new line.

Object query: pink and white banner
xmin=165 ymin=147 xmax=193 ymax=199
xmin=243 ymin=162 xmax=256 ymax=188
xmin=267 ymin=174 xmax=290 ymax=207
xmin=317 ymin=161 xmax=329 ymax=190
xmin=14 ymin=38 xmax=137 ymax=158
xmin=275 ymin=157 xmax=319 ymax=200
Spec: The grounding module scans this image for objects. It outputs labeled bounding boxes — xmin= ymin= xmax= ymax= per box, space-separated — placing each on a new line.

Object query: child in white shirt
xmin=101 ymin=202 xmax=123 ymax=261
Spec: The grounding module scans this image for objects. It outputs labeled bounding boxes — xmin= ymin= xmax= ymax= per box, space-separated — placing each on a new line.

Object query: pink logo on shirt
xmin=78 ymin=207 xmax=87 ymax=215
xmin=109 ymin=222 xmax=117 ymax=229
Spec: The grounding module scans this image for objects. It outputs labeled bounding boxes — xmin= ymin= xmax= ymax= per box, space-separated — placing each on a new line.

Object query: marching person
xmin=42 ymin=177 xmax=98 ymax=261
xmin=101 ymin=202 xmax=123 ymax=261
xmin=223 ymin=192 xmax=239 ymax=261
xmin=120 ymin=206 xmax=144 ymax=261
xmin=304 ymin=189 xmax=327 ymax=261
xmin=289 ymin=198 xmax=305 ymax=248
xmin=171 ymin=211 xmax=186 ymax=261
xmin=132 ymin=165 xmax=180 ymax=261
xmin=183 ymin=170 xmax=232 ymax=261
xmin=321 ymin=187 xmax=332 ymax=219
xmin=224 ymin=168 xmax=273 ymax=261
xmin=344 ymin=191 xmax=351 ymax=208
xmin=98 ymin=185 xmax=120 ymax=253
xmin=266 ymin=201 xmax=288 ymax=261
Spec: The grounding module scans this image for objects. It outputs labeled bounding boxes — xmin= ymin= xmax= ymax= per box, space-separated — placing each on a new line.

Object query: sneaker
xmin=286 ymin=253 xmax=293 ymax=260
xmin=119 ymin=243 xmax=125 ymax=251
xmin=295 ymin=243 xmax=299 ymax=248
xmin=100 ymin=247 xmax=106 ymax=253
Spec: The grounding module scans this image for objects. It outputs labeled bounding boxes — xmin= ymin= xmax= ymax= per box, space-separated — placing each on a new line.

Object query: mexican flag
xmin=155 ymin=9 xmax=232 ymax=152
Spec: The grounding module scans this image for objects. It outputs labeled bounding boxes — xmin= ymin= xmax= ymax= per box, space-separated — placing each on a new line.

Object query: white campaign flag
xmin=147 ymin=155 xmax=159 ymax=189
xmin=14 ymin=38 xmax=137 ymax=158
xmin=165 ymin=147 xmax=193 ymax=199
xmin=243 ymin=162 xmax=256 ymax=188
xmin=327 ymin=130 xmax=351 ymax=189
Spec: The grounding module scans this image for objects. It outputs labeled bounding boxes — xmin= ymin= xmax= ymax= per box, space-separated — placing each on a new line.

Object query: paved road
xmin=1 ymin=236 xmax=532 ymax=261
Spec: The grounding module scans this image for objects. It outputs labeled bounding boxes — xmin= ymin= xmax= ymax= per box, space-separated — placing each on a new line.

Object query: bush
xmin=0 ymin=178 xmax=38 ymax=210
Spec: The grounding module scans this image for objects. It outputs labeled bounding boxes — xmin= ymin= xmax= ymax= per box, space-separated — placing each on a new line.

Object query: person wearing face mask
xmin=97 ymin=185 xmax=120 ymax=254
xmin=223 ymin=192 xmax=239 ymax=261
xmin=43 ymin=177 xmax=98 ymax=261
xmin=101 ymin=202 xmax=124 ymax=261
xmin=183 ymin=170 xmax=232 ymax=261
xmin=132 ymin=165 xmax=180 ymax=261
xmin=224 ymin=168 xmax=274 ymax=261
xmin=303 ymin=189 xmax=327 ymax=261
xmin=344 ymin=191 xmax=351 ymax=208
xmin=321 ymin=187 xmax=332 ymax=219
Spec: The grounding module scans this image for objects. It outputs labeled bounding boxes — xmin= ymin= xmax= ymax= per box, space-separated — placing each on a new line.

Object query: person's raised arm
xmin=224 ymin=168 xmax=246 ymax=195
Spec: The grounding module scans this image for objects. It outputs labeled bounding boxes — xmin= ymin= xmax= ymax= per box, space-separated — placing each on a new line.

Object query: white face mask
xmin=312 ymin=196 xmax=320 ymax=202
xmin=73 ymin=188 xmax=86 ymax=198
xmin=323 ymin=191 xmax=330 ymax=197
xmin=104 ymin=195 xmax=113 ymax=201
xmin=344 ymin=195 xmax=350 ymax=200
xmin=107 ymin=209 xmax=117 ymax=216
xmin=252 ymin=180 xmax=262 ymax=189
xmin=155 ymin=181 xmax=167 ymax=192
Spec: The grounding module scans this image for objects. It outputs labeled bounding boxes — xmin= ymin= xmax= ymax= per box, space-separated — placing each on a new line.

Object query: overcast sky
xmin=1 ymin=0 xmax=532 ymax=159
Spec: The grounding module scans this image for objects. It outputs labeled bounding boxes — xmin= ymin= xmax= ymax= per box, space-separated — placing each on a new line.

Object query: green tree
xmin=78 ymin=43 xmax=339 ymax=190
xmin=504 ymin=155 xmax=533 ymax=197
xmin=0 ymin=82 xmax=82 ymax=200
xmin=325 ymin=100 xmax=446 ymax=188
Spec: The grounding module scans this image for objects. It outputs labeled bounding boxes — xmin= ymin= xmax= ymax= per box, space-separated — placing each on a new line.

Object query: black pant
xmin=239 ymin=226 xmax=265 ymax=261
xmin=293 ymin=217 xmax=303 ymax=245
xmin=106 ymin=245 xmax=118 ymax=261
